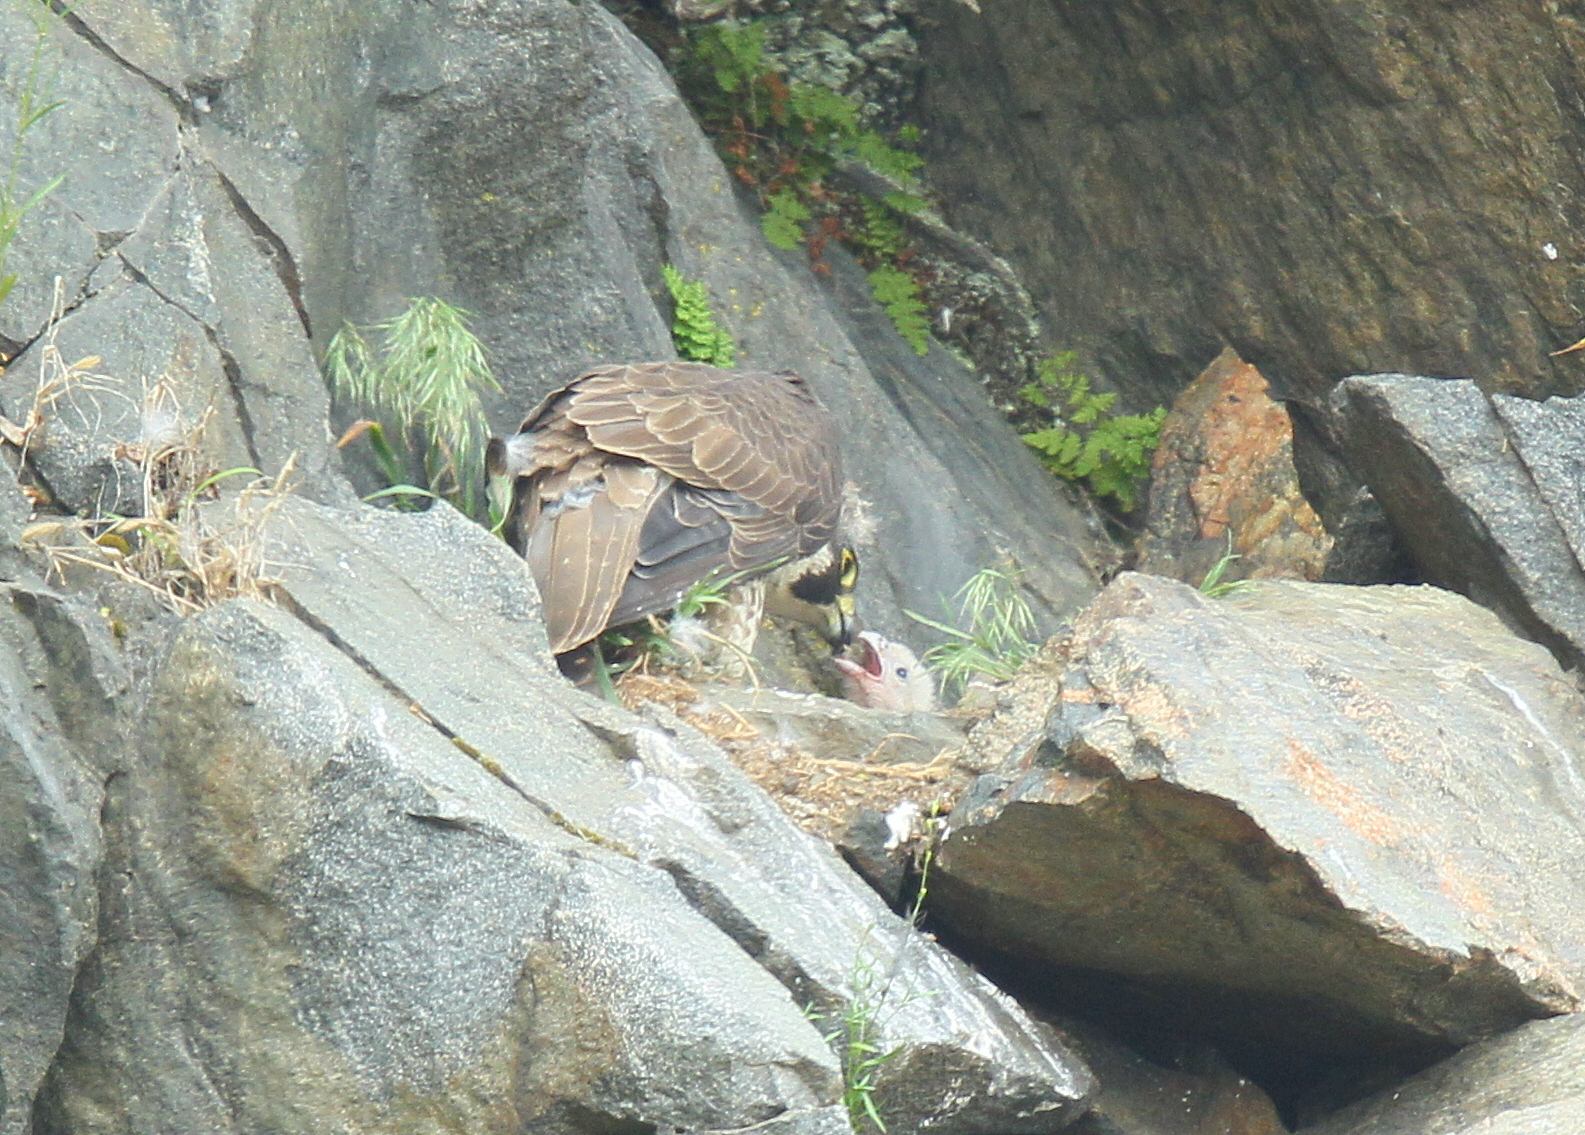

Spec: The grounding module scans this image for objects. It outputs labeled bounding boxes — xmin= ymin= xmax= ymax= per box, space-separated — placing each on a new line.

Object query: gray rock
xmin=38 ymin=598 xmax=841 ymax=1134
xmin=1301 ymin=1013 xmax=1585 ymax=1135
xmin=0 ymin=1 xmax=179 ymax=345
xmin=29 ymin=495 xmax=1091 ymax=1133
xmin=0 ymin=5 xmax=346 ymax=512
xmin=907 ymin=0 xmax=1585 ymax=543
xmin=0 ymin=570 xmax=123 ymax=1135
xmin=263 ymin=497 xmax=1094 ymax=1132
xmin=701 ymin=684 xmax=966 ymax=770
xmin=5 ymin=0 xmax=1101 ymax=630
xmin=1333 ymin=375 xmax=1585 ymax=668
xmin=0 ymin=269 xmax=249 ymax=516
xmin=806 ymin=244 xmax=1102 ymax=631
xmin=0 ymin=0 xmax=1115 ymax=1123
xmin=934 ymin=573 xmax=1585 ymax=1074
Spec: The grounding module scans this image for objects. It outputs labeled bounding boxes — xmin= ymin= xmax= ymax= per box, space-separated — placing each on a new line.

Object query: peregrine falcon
xmin=489 ymin=361 xmax=856 ymax=657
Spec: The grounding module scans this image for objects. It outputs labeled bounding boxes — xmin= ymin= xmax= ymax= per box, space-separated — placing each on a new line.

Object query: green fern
xmin=762 ymin=189 xmax=811 ymax=250
xmin=663 ymin=265 xmax=736 ymax=367
xmin=1019 ymin=353 xmax=1164 ymax=511
xmin=855 ymin=198 xmax=908 ymax=260
xmin=868 ymin=267 xmax=929 ymax=356
xmin=676 ymin=21 xmax=931 ymax=352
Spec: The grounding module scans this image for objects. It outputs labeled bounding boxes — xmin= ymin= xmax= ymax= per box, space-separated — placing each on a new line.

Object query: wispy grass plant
xmin=324 ymin=297 xmax=500 ymax=518
xmin=905 ymin=565 xmax=1040 ymax=698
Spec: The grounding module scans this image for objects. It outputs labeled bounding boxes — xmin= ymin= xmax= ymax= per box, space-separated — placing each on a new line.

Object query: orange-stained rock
xmin=1137 ymin=348 xmax=1331 ymax=586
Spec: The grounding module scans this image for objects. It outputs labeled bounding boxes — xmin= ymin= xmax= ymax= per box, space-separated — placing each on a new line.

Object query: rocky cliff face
xmin=0 ymin=0 xmax=1110 ymax=1131
xmin=7 ymin=0 xmax=1585 ymax=1133
xmin=912 ymin=0 xmax=1585 ymax=512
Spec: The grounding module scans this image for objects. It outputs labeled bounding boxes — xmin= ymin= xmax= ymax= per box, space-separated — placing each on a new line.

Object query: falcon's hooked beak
xmin=764 ymin=545 xmax=860 ymax=646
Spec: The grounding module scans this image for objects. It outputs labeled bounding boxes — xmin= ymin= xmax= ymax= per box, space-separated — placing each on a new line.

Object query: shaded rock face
xmin=932 ymin=573 xmax=1585 ymax=1101
xmin=913 ymin=0 xmax=1585 ymax=413
xmin=1299 ymin=1012 xmax=1585 ymax=1135
xmin=0 ymin=501 xmax=116 ymax=1135
xmin=910 ymin=0 xmax=1585 ymax=543
xmin=1061 ymin=1019 xmax=1288 ymax=1135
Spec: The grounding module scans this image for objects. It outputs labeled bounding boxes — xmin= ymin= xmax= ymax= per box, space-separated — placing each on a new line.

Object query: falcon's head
xmin=834 ymin=631 xmax=937 ymax=712
xmin=764 ymin=543 xmax=859 ymax=647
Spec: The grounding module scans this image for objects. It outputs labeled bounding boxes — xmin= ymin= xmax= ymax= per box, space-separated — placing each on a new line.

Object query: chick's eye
xmin=895 ymin=667 xmax=909 ymax=679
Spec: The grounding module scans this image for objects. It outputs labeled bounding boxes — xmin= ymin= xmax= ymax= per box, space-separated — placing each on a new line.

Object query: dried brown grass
xmin=616 ymin=670 xmax=966 ymax=845
xmin=9 ymin=285 xmax=293 ymax=614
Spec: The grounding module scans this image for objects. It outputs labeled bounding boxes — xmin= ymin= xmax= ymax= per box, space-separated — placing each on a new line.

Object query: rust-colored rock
xmin=1137 ymin=347 xmax=1331 ymax=586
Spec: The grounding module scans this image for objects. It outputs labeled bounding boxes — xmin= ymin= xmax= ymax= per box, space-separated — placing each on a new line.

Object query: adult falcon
xmin=488 ymin=361 xmax=856 ymax=657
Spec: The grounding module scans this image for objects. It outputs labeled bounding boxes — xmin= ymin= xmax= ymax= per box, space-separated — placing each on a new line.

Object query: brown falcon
xmin=488 ymin=361 xmax=856 ymax=656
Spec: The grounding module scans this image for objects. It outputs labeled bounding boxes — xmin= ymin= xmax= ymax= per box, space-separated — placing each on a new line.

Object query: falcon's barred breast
xmin=489 ymin=361 xmax=852 ymax=655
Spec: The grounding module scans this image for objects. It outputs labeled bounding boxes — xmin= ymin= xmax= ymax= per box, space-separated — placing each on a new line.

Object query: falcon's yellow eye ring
xmin=838 ymin=547 xmax=859 ymax=592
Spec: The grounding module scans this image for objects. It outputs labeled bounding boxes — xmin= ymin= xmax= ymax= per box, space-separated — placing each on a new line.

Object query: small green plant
xmin=323 ymin=297 xmax=500 ymax=518
xmin=1198 ymin=538 xmax=1255 ymax=598
xmin=674 ymin=21 xmax=931 ymax=355
xmin=677 ymin=23 xmax=922 ymax=202
xmin=904 ymin=565 xmax=1040 ymax=698
xmin=0 ymin=0 xmax=68 ymax=315
xmin=906 ymin=807 xmax=945 ymax=928
xmin=761 ymin=188 xmax=812 ymax=251
xmin=838 ymin=952 xmax=897 ymax=1133
xmin=1018 ymin=352 xmax=1165 ymax=511
xmin=662 ymin=264 xmax=736 ymax=367
xmin=867 ymin=266 xmax=930 ymax=356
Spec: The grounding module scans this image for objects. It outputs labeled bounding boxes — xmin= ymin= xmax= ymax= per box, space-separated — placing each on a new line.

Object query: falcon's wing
xmin=504 ymin=361 xmax=844 ymax=653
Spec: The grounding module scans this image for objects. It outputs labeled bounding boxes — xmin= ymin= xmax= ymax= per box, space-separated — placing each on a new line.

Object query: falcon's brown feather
xmin=495 ymin=361 xmax=845 ymax=653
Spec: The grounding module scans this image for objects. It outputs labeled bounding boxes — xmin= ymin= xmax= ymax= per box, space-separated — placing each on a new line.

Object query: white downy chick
xmin=834 ymin=630 xmax=937 ymax=712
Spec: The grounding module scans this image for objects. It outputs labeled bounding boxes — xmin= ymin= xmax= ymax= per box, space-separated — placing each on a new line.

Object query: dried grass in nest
xmin=617 ymin=669 xmax=965 ymax=844
xmin=0 ymin=280 xmax=120 ymax=509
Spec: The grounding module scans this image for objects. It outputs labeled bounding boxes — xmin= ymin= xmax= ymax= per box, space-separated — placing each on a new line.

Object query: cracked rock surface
xmin=0 ymin=0 xmax=1099 ymax=639
xmin=21 ymin=497 xmax=1093 ymax=1134
xmin=933 ymin=573 xmax=1585 ymax=1084
xmin=1334 ymin=374 xmax=1585 ymax=672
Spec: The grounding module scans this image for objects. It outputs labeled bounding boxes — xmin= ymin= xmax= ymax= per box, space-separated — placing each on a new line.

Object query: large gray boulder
xmin=932 ymin=573 xmax=1585 ymax=1081
xmin=1333 ymin=374 xmax=1585 ymax=670
xmin=29 ymin=497 xmax=1094 ymax=1134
